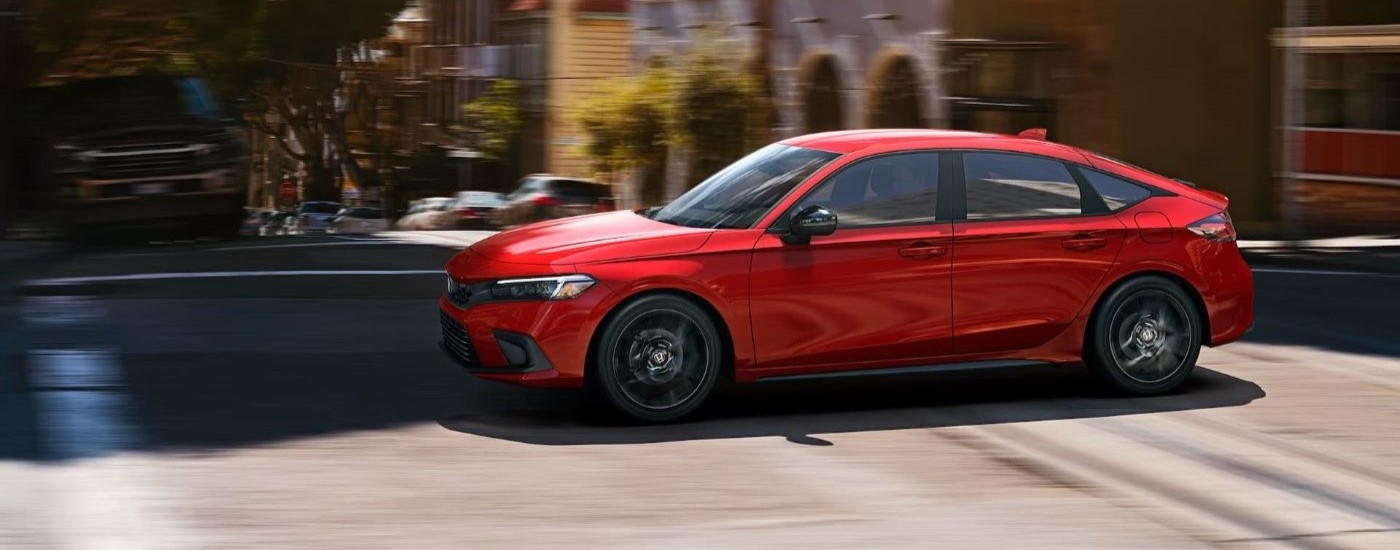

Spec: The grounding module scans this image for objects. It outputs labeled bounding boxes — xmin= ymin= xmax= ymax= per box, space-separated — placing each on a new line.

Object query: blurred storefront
xmin=949 ymin=0 xmax=1400 ymax=237
xmin=1277 ymin=24 xmax=1400 ymax=236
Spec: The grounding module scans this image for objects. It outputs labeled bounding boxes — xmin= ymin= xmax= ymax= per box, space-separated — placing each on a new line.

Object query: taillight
xmin=532 ymin=195 xmax=559 ymax=207
xmin=1187 ymin=211 xmax=1236 ymax=242
xmin=457 ymin=208 xmax=478 ymax=219
xmin=597 ymin=198 xmax=615 ymax=212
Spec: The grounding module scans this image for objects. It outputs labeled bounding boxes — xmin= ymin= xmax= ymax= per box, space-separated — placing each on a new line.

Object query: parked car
xmin=328 ymin=207 xmax=389 ymax=234
xmin=492 ymin=175 xmax=614 ymax=227
xmin=395 ymin=197 xmax=456 ymax=230
xmin=439 ymin=129 xmax=1255 ymax=422
xmin=240 ymin=208 xmax=273 ymax=237
xmin=264 ymin=211 xmax=295 ymax=236
xmin=453 ymin=191 xmax=507 ymax=229
xmin=296 ymin=201 xmax=342 ymax=234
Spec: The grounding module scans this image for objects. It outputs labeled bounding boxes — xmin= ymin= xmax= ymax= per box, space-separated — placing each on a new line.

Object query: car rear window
xmin=548 ymin=180 xmax=610 ymax=197
xmin=1078 ymin=168 xmax=1152 ymax=211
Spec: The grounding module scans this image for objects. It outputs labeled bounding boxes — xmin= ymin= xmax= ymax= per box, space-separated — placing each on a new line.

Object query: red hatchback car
xmin=440 ymin=129 xmax=1254 ymax=422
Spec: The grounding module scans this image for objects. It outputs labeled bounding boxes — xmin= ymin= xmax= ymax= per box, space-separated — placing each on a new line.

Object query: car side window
xmin=796 ymin=152 xmax=941 ymax=228
xmin=963 ymin=152 xmax=1081 ymax=220
xmin=1079 ymin=167 xmax=1152 ymax=211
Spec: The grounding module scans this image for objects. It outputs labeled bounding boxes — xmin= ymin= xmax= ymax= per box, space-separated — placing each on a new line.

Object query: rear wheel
xmin=592 ymin=295 xmax=721 ymax=423
xmin=1087 ymin=276 xmax=1202 ymax=395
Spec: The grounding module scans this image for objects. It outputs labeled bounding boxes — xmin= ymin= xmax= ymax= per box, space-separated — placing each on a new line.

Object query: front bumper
xmin=58 ymin=190 xmax=243 ymax=224
xmin=436 ymin=251 xmax=610 ymax=388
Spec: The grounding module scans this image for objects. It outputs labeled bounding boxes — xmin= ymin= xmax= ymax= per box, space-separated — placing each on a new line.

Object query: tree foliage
xmin=463 ymin=80 xmax=524 ymax=161
xmin=577 ymin=70 xmax=670 ymax=203
xmin=576 ymin=40 xmax=762 ymax=205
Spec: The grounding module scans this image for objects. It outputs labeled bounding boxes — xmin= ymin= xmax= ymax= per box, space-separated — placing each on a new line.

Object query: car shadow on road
xmin=439 ymin=364 xmax=1264 ymax=446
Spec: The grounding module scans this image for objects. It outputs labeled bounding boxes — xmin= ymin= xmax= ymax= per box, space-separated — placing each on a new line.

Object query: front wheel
xmin=1086 ymin=276 xmax=1202 ymax=395
xmin=592 ymin=295 xmax=722 ymax=423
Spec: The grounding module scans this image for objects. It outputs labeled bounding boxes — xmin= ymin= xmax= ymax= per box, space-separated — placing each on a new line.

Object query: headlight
xmin=491 ymin=275 xmax=596 ymax=301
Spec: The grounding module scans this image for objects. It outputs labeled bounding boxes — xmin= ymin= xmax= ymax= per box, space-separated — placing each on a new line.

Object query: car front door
xmin=950 ymin=151 xmax=1128 ymax=355
xmin=749 ymin=151 xmax=954 ymax=376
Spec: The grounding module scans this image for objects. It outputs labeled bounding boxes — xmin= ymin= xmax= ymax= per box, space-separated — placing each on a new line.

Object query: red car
xmin=440 ymin=129 xmax=1254 ymax=422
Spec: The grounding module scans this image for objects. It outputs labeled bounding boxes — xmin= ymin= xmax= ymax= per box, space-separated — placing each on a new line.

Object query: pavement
xmin=0 ymin=231 xmax=1398 ymax=548
xmin=1239 ymin=236 xmax=1400 ymax=275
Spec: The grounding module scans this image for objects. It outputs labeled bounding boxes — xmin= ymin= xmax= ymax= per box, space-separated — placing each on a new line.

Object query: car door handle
xmin=898 ymin=242 xmax=948 ymax=259
xmin=1062 ymin=235 xmax=1108 ymax=251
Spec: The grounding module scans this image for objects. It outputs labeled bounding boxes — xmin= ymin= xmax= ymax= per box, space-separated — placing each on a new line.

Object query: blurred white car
xmin=453 ymin=191 xmax=507 ymax=229
xmin=297 ymin=201 xmax=342 ymax=234
xmin=328 ymin=207 xmax=389 ymax=234
xmin=395 ymin=197 xmax=456 ymax=230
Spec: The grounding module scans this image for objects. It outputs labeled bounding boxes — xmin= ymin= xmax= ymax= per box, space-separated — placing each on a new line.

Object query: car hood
xmin=468 ymin=210 xmax=714 ymax=265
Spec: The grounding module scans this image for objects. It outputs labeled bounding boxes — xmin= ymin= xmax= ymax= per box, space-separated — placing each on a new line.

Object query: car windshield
xmin=647 ymin=144 xmax=840 ymax=229
xmin=52 ymin=76 xmax=226 ymax=123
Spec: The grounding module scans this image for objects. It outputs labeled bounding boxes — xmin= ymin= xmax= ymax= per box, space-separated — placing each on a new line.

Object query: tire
xmin=1086 ymin=276 xmax=1202 ymax=395
xmin=592 ymin=295 xmax=722 ymax=423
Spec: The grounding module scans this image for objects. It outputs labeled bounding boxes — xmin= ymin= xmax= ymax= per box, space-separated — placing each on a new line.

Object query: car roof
xmin=780 ymin=129 xmax=1085 ymax=157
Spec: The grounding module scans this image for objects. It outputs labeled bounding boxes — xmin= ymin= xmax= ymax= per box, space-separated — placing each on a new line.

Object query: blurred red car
xmin=440 ymin=129 xmax=1255 ymax=422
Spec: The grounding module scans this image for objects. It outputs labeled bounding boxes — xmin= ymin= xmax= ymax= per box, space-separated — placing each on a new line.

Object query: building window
xmin=1303 ymin=52 xmax=1400 ymax=131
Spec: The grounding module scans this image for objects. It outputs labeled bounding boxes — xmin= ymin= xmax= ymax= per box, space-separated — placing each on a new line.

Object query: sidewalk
xmin=1238 ymin=235 xmax=1400 ymax=274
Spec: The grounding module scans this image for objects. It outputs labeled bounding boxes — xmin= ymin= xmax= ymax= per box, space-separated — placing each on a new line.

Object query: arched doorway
xmin=798 ymin=53 xmax=844 ymax=134
xmin=866 ymin=52 xmax=924 ymax=128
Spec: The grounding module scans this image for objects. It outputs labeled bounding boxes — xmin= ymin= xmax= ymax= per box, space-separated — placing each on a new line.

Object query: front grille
xmin=95 ymin=179 xmax=204 ymax=198
xmin=446 ymin=278 xmax=472 ymax=308
xmin=440 ymin=310 xmax=479 ymax=366
xmin=91 ymin=143 xmax=204 ymax=178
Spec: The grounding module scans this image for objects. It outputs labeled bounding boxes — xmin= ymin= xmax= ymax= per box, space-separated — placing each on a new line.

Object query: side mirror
xmin=781 ymin=205 xmax=837 ymax=245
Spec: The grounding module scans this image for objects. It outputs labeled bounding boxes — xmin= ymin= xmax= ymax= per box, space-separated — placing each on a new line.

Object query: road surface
xmin=1 ymin=232 xmax=1398 ymax=549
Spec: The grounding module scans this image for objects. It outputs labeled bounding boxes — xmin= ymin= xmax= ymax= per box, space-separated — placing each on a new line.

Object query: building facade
xmin=630 ymin=0 xmax=949 ymax=201
xmin=951 ymin=0 xmax=1400 ymax=237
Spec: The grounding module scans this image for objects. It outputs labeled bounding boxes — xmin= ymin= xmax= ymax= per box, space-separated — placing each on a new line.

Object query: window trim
xmin=765 ymin=149 xmax=951 ymax=233
xmin=950 ymin=149 xmax=1160 ymax=224
xmin=1068 ymin=164 xmax=1156 ymax=214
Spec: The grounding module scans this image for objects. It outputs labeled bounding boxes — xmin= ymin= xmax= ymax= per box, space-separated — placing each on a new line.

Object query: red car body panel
xmin=441 ymin=130 xmax=1255 ymax=389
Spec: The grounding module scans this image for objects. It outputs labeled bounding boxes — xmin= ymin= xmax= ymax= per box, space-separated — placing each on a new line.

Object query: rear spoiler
xmin=1173 ymin=178 xmax=1198 ymax=188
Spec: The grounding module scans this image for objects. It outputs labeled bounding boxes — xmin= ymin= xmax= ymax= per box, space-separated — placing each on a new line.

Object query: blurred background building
xmin=5 ymin=0 xmax=1400 ymax=237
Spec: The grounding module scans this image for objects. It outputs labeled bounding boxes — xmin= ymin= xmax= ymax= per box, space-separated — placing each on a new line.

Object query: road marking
xmin=1252 ymin=267 xmax=1398 ymax=277
xmin=22 ymin=295 xmax=201 ymax=549
xmin=203 ymin=241 xmax=406 ymax=252
xmin=21 ymin=295 xmax=107 ymax=325
xmin=26 ymin=270 xmax=445 ymax=286
xmin=28 ymin=350 xmax=123 ymax=389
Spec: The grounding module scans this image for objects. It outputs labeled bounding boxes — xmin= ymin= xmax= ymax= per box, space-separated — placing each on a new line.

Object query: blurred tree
xmin=672 ymin=47 xmax=762 ymax=189
xmin=577 ymin=70 xmax=669 ymax=205
xmin=215 ymin=0 xmax=407 ymax=201
xmin=463 ymin=79 xmax=524 ymax=161
xmin=577 ymin=41 xmax=760 ymax=203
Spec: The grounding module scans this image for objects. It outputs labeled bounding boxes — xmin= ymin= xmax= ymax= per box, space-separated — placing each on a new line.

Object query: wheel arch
xmin=1088 ymin=269 xmax=1211 ymax=346
xmin=584 ymin=288 xmax=738 ymax=386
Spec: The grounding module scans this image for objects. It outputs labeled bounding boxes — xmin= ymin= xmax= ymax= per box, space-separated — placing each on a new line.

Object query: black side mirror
xmin=782 ymin=205 xmax=837 ymax=245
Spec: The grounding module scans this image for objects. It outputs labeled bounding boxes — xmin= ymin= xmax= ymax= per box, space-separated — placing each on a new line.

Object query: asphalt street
xmin=2 ymin=232 xmax=1399 ymax=549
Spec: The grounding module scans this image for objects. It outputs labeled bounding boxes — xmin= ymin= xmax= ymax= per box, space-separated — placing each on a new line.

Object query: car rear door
xmin=949 ymin=151 xmax=1128 ymax=355
xmin=749 ymin=151 xmax=955 ymax=374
